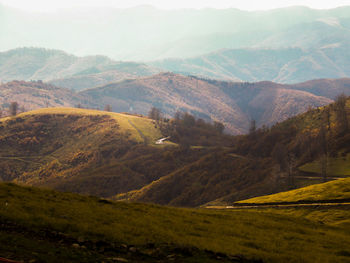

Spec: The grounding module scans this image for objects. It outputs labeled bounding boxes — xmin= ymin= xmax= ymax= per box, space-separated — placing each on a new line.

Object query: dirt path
xmin=0 ymin=155 xmax=61 ymax=165
xmin=206 ymin=202 xmax=350 ymax=210
xmin=127 ymin=119 xmax=147 ymax=143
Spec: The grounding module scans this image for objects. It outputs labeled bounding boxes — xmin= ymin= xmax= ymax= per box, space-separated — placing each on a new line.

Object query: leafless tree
xmin=9 ymin=102 xmax=18 ymax=116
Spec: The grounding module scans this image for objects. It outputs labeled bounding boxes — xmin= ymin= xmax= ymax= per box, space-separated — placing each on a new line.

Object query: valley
xmin=1 ymin=94 xmax=350 ymax=207
xmin=1 ymin=3 xmax=350 ymax=262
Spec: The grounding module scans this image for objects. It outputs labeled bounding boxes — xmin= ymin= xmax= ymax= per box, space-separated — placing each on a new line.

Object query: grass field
xmin=1 ymin=183 xmax=350 ymax=262
xmin=239 ymin=177 xmax=350 ymax=204
xmin=299 ymin=153 xmax=350 ymax=176
xmin=7 ymin=107 xmax=163 ymax=144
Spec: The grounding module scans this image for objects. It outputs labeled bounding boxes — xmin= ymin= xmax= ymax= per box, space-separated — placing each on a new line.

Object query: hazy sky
xmin=1 ymin=0 xmax=350 ymax=12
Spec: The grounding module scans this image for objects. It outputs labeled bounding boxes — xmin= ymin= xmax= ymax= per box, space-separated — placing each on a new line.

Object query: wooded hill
xmin=120 ymin=95 xmax=350 ymax=206
xmin=1 ymin=94 xmax=350 ymax=207
xmin=81 ymin=73 xmax=335 ymax=134
xmin=3 ymin=74 xmax=350 ymax=134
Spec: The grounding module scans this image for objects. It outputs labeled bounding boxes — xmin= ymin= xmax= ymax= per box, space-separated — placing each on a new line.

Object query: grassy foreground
xmin=238 ymin=177 xmax=350 ymax=204
xmin=1 ymin=183 xmax=350 ymax=262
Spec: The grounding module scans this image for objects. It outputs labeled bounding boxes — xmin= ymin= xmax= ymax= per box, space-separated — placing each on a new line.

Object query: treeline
xmin=187 ymin=75 xmax=256 ymax=89
xmin=0 ymin=101 xmax=26 ymax=118
xmin=148 ymin=107 xmax=231 ymax=147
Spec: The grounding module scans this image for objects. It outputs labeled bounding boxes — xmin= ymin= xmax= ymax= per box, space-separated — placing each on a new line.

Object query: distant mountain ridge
xmin=1 ymin=5 xmax=350 ymax=61
xmin=0 ymin=48 xmax=159 ymax=90
xmin=151 ymin=45 xmax=350 ymax=84
xmin=2 ymin=45 xmax=350 ymax=87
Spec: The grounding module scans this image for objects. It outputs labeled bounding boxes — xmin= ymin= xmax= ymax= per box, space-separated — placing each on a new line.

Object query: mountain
xmin=2 ymin=75 xmax=348 ymax=134
xmin=0 ymin=48 xmax=159 ymax=90
xmin=81 ymin=73 xmax=332 ymax=134
xmin=1 ymin=5 xmax=350 ymax=61
xmin=0 ymin=80 xmax=93 ymax=116
xmin=290 ymin=78 xmax=350 ymax=99
xmin=2 ymin=76 xmax=347 ymax=134
xmin=2 ymin=46 xmax=350 ymax=89
xmin=150 ymin=45 xmax=350 ymax=84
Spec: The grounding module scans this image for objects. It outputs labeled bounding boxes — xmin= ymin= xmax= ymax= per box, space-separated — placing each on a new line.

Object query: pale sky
xmin=1 ymin=0 xmax=350 ymax=12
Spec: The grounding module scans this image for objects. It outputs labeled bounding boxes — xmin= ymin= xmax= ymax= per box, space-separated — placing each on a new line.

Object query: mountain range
xmin=0 ymin=48 xmax=159 ymax=90
xmin=81 ymin=73 xmax=335 ymax=133
xmin=1 ymin=5 xmax=350 ymax=62
xmin=3 ymin=73 xmax=350 ymax=133
xmin=151 ymin=44 xmax=350 ymax=83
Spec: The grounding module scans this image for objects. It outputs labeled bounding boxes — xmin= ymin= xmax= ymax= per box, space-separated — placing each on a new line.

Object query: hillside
xmin=151 ymin=45 xmax=350 ymax=84
xmin=116 ymin=152 xmax=274 ymax=207
xmin=0 ymin=108 xmax=175 ymax=197
xmin=81 ymin=73 xmax=332 ymax=134
xmin=0 ymin=81 xmax=94 ymax=116
xmin=290 ymin=78 xmax=350 ymax=99
xmin=0 ymin=76 xmax=344 ymax=134
xmin=238 ymin=177 xmax=350 ymax=204
xmin=1 ymin=96 xmax=350 ymax=208
xmin=1 ymin=182 xmax=350 ymax=263
xmin=0 ymin=108 xmax=284 ymax=204
xmin=121 ymin=96 xmax=350 ymax=206
xmin=0 ymin=48 xmax=159 ymax=90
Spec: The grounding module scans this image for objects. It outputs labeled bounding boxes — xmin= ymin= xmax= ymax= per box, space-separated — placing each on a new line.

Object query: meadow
xmin=1 ymin=183 xmax=350 ymax=262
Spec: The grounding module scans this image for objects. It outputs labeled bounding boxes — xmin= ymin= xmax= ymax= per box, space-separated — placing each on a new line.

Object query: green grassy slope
xmin=239 ymin=177 xmax=350 ymax=204
xmin=299 ymin=153 xmax=350 ymax=176
xmin=15 ymin=107 xmax=163 ymax=143
xmin=1 ymin=183 xmax=350 ymax=263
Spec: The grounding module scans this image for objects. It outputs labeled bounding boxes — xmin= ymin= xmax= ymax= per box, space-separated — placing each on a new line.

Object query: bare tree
xmin=148 ymin=107 xmax=162 ymax=122
xmin=9 ymin=102 xmax=18 ymax=116
xmin=334 ymin=93 xmax=348 ymax=135
xmin=214 ymin=121 xmax=225 ymax=134
xmin=104 ymin=104 xmax=112 ymax=112
xmin=272 ymin=142 xmax=287 ymax=172
xmin=318 ymin=125 xmax=328 ymax=182
xmin=249 ymin=119 xmax=256 ymax=137
xmin=287 ymin=152 xmax=296 ymax=188
xmin=323 ymin=107 xmax=331 ymax=131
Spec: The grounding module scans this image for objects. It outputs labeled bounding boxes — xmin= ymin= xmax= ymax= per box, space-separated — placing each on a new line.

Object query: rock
xmin=72 ymin=243 xmax=80 ymax=249
xmin=112 ymin=258 xmax=128 ymax=262
xmin=129 ymin=247 xmax=137 ymax=253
